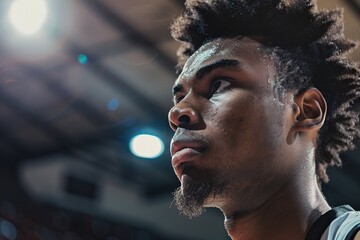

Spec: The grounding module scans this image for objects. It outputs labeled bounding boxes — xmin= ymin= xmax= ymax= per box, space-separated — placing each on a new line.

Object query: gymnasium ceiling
xmin=0 ymin=0 xmax=359 ymax=239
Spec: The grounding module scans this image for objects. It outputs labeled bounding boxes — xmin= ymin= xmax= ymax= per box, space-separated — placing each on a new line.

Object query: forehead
xmin=176 ymin=37 xmax=275 ymax=86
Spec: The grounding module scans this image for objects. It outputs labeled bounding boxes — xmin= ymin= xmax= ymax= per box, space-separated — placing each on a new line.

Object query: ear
xmin=292 ymin=88 xmax=327 ymax=133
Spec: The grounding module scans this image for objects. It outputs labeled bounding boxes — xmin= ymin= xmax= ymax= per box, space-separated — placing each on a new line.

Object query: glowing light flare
xmin=129 ymin=134 xmax=165 ymax=159
xmin=107 ymin=98 xmax=120 ymax=111
xmin=9 ymin=0 xmax=48 ymax=35
xmin=77 ymin=54 xmax=88 ymax=65
xmin=0 ymin=219 xmax=17 ymax=240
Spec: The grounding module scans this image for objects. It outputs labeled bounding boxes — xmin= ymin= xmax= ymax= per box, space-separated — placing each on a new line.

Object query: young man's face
xmin=168 ymin=37 xmax=298 ymax=217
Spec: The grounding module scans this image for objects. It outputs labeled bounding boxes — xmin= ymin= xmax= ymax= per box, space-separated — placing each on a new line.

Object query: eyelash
xmin=174 ymin=78 xmax=231 ymax=104
xmin=208 ymin=78 xmax=232 ymax=97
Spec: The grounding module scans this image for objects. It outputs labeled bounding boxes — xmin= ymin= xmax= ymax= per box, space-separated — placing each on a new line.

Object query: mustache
xmin=171 ymin=129 xmax=209 ymax=143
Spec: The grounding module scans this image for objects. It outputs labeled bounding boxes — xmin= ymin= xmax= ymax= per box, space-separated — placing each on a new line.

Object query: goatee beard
xmin=172 ymin=178 xmax=227 ymax=218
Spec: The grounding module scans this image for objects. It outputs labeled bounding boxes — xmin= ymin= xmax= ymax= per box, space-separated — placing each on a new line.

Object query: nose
xmin=168 ymin=105 xmax=200 ymax=131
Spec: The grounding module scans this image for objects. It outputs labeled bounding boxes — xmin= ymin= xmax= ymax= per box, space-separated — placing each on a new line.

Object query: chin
xmin=173 ymin=186 xmax=205 ymax=218
xmin=173 ymin=173 xmax=229 ymax=218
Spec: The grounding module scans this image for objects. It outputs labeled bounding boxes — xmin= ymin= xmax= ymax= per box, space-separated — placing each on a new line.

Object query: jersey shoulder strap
xmin=305 ymin=205 xmax=355 ymax=240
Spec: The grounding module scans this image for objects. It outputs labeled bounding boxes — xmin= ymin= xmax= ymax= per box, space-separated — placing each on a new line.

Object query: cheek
xmin=211 ymin=95 xmax=285 ymax=156
xmin=223 ymin=113 xmax=245 ymax=149
xmin=207 ymin=100 xmax=246 ymax=148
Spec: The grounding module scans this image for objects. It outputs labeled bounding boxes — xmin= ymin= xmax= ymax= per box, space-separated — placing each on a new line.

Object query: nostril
xmin=178 ymin=115 xmax=191 ymax=124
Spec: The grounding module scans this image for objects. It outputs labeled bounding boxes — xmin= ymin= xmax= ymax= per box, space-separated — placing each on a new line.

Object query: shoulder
xmin=327 ymin=210 xmax=360 ymax=240
xmin=307 ymin=206 xmax=360 ymax=240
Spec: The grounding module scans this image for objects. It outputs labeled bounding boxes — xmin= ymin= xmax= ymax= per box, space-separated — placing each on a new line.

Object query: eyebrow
xmin=172 ymin=59 xmax=241 ymax=96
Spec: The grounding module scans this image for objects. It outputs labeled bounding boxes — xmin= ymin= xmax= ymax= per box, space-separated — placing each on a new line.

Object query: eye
xmin=209 ymin=79 xmax=231 ymax=96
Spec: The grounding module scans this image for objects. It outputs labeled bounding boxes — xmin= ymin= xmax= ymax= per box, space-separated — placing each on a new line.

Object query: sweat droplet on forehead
xmin=180 ymin=38 xmax=257 ymax=80
xmin=175 ymin=37 xmax=277 ymax=94
xmin=180 ymin=44 xmax=219 ymax=79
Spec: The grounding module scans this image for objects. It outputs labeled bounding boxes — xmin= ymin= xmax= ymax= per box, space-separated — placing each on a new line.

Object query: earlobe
xmin=292 ymin=88 xmax=327 ymax=132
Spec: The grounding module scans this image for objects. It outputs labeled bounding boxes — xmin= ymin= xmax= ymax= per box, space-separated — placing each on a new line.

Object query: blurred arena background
xmin=0 ymin=0 xmax=359 ymax=239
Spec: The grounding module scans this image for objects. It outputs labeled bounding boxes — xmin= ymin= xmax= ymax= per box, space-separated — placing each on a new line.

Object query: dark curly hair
xmin=171 ymin=0 xmax=360 ymax=183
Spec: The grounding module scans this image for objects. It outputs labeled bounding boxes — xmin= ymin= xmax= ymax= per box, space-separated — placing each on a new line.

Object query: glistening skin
xmin=168 ymin=37 xmax=330 ymax=240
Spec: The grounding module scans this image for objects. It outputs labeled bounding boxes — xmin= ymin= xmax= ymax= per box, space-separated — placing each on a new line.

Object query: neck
xmin=222 ymin=178 xmax=330 ymax=240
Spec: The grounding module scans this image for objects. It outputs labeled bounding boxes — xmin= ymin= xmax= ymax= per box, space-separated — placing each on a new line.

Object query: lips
xmin=171 ymin=134 xmax=207 ymax=179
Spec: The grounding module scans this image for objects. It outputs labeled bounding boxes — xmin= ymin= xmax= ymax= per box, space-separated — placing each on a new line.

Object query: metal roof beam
xmin=0 ymin=87 xmax=77 ymax=148
xmin=21 ymin=66 xmax=112 ymax=127
xmin=65 ymin=44 xmax=167 ymax=118
xmin=80 ymin=0 xmax=177 ymax=74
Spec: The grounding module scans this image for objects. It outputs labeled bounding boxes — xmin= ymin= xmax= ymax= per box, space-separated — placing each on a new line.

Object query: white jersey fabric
xmin=322 ymin=210 xmax=360 ymax=240
xmin=306 ymin=205 xmax=360 ymax=240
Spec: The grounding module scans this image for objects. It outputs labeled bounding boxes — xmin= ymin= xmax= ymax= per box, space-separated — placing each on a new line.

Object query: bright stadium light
xmin=8 ymin=0 xmax=47 ymax=35
xmin=129 ymin=134 xmax=165 ymax=159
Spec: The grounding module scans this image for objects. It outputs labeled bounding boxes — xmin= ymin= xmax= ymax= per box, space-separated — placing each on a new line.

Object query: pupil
xmin=214 ymin=81 xmax=221 ymax=92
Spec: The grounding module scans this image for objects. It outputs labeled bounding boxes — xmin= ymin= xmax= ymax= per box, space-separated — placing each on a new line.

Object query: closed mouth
xmin=171 ymin=137 xmax=207 ymax=179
